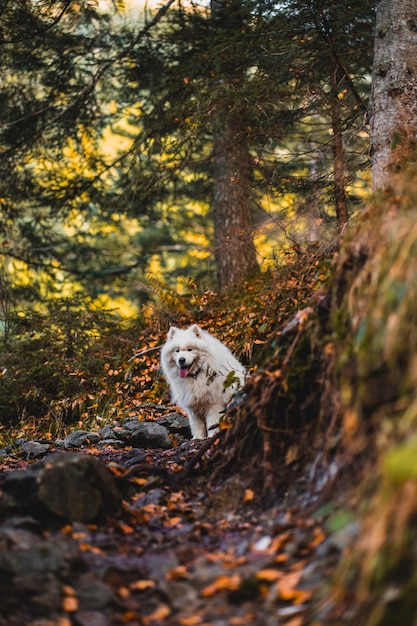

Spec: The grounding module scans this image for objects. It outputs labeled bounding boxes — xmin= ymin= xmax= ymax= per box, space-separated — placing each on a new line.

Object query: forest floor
xmin=0 ymin=426 xmax=350 ymax=626
xmin=0 ymin=255 xmax=353 ymax=625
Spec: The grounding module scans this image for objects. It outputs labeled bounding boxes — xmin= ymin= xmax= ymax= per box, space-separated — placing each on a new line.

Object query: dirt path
xmin=0 ymin=437 xmax=344 ymax=626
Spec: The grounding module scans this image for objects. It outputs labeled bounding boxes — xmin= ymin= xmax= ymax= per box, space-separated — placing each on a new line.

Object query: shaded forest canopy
xmin=0 ymin=0 xmax=374 ymax=314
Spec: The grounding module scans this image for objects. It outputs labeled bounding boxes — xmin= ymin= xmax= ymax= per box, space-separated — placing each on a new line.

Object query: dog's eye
xmin=175 ymin=349 xmax=179 ymax=353
xmin=187 ymin=348 xmax=193 ymax=352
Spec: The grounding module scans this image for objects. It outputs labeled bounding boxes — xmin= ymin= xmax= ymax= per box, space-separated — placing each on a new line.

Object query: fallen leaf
xmin=201 ymin=574 xmax=241 ymax=597
xmin=121 ymin=611 xmax=140 ymax=623
xmin=130 ymin=579 xmax=156 ymax=591
xmin=256 ymin=568 xmax=283 ymax=582
xmin=178 ymin=616 xmax=202 ymax=626
xmin=118 ymin=586 xmax=130 ymax=598
xmin=143 ymin=603 xmax=171 ymax=624
xmin=277 ymin=571 xmax=302 ymax=600
xmin=62 ymin=596 xmax=78 ymax=613
xmin=130 ymin=476 xmax=149 ymax=485
xmin=78 ymin=543 xmax=105 ymax=555
xmin=166 ymin=565 xmax=189 ymax=580
xmin=243 ymin=488 xmax=255 ymax=502
xmin=118 ymin=522 xmax=135 ymax=534
xmin=285 ymin=445 xmax=299 ymax=465
xmin=62 ymin=585 xmax=76 ymax=596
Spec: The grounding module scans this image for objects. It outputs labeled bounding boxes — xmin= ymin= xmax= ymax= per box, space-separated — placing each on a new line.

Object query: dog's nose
xmin=178 ymin=357 xmax=186 ymax=365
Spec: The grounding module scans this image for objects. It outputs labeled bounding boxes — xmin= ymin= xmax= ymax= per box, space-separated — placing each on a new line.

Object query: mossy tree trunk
xmin=371 ymin=0 xmax=417 ymax=190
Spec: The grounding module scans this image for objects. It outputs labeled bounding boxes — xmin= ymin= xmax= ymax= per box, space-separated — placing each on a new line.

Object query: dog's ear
xmin=167 ymin=327 xmax=178 ymax=340
xmin=190 ymin=324 xmax=203 ymax=338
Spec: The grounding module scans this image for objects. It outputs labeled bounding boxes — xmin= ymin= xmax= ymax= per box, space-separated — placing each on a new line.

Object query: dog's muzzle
xmin=178 ymin=357 xmax=190 ymax=378
xmin=177 ymin=357 xmax=200 ymax=379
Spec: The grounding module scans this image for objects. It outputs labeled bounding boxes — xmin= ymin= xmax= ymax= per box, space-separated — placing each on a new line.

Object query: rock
xmin=21 ymin=441 xmax=51 ymax=459
xmin=0 ymin=444 xmax=13 ymax=457
xmin=76 ymin=573 xmax=114 ymax=610
xmin=0 ymin=531 xmax=84 ymax=614
xmin=75 ymin=611 xmax=111 ymax=626
xmin=122 ymin=419 xmax=172 ymax=449
xmin=157 ymin=413 xmax=192 ymax=437
xmin=0 ymin=452 xmax=121 ymax=523
xmin=64 ymin=430 xmax=101 ymax=448
xmin=96 ymin=438 xmax=126 ymax=448
xmin=98 ymin=424 xmax=131 ymax=442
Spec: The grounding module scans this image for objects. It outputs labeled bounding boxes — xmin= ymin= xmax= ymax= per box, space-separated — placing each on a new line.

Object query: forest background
xmin=3 ymin=0 xmax=417 ymax=623
xmin=0 ymin=0 xmax=373 ymax=428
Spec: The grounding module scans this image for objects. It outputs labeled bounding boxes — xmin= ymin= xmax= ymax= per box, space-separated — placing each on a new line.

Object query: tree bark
xmin=330 ymin=60 xmax=349 ymax=228
xmin=371 ymin=0 xmax=417 ymax=191
xmin=213 ymin=115 xmax=258 ymax=292
xmin=210 ymin=0 xmax=259 ymax=292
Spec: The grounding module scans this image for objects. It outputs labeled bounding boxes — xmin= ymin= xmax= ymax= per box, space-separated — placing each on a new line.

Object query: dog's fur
xmin=160 ymin=324 xmax=246 ymax=439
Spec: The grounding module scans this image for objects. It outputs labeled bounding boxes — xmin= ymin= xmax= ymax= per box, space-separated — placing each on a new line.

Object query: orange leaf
xmin=256 ymin=569 xmax=282 ymax=582
xmin=129 ymin=579 xmax=156 ymax=591
xmin=277 ymin=571 xmax=302 ymax=600
xmin=275 ymin=553 xmax=289 ymax=563
xmin=62 ymin=596 xmax=78 ymax=613
xmin=143 ymin=603 xmax=171 ymax=624
xmin=121 ymin=611 xmax=140 ymax=623
xmin=130 ymin=476 xmax=148 ymax=485
xmin=78 ymin=543 xmax=105 ymax=555
xmin=243 ymin=488 xmax=254 ymax=503
xmin=178 ymin=616 xmax=202 ymax=626
xmin=201 ymin=574 xmax=241 ymax=597
xmin=119 ymin=522 xmax=135 ymax=534
xmin=62 ymin=585 xmax=76 ymax=596
xmin=166 ymin=565 xmax=189 ymax=580
xmin=285 ymin=619 xmax=303 ymax=626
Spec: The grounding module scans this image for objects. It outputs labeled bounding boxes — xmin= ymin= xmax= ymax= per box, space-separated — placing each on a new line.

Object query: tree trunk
xmin=371 ymin=0 xmax=417 ymax=191
xmin=330 ymin=61 xmax=349 ymax=228
xmin=213 ymin=115 xmax=258 ymax=292
xmin=210 ymin=0 xmax=259 ymax=292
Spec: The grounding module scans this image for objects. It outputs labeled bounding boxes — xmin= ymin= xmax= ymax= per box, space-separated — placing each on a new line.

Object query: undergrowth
xmin=0 ymin=248 xmax=330 ymax=444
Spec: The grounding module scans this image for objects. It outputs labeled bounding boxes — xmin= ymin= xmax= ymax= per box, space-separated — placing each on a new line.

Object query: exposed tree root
xmin=207 ymin=300 xmax=337 ymax=504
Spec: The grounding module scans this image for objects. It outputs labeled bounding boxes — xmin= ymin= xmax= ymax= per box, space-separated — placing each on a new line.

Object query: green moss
xmin=383 ymin=435 xmax=417 ymax=485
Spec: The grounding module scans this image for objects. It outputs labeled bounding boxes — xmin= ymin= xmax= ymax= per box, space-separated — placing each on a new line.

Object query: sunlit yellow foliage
xmin=92 ymin=294 xmax=138 ymax=318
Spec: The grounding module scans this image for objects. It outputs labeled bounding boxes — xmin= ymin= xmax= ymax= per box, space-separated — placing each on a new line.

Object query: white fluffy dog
xmin=160 ymin=324 xmax=246 ymax=439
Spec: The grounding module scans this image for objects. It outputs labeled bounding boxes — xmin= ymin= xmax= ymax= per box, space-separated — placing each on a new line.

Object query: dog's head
xmin=164 ymin=325 xmax=205 ymax=379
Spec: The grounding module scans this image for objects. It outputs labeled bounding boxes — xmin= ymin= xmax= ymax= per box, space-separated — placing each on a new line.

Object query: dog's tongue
xmin=179 ymin=367 xmax=189 ymax=378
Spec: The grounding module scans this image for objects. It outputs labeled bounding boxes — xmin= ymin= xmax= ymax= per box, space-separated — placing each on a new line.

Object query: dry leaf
xmin=79 ymin=543 xmax=105 ymax=555
xmin=256 ymin=568 xmax=282 ymax=582
xmin=178 ymin=616 xmax=202 ymax=626
xmin=166 ymin=565 xmax=189 ymax=580
xmin=118 ymin=586 xmax=130 ymax=598
xmin=143 ymin=603 xmax=171 ymax=624
xmin=285 ymin=618 xmax=304 ymax=626
xmin=243 ymin=488 xmax=255 ymax=502
xmin=62 ymin=596 xmax=78 ymax=613
xmin=119 ymin=522 xmax=135 ymax=534
xmin=121 ymin=611 xmax=140 ymax=623
xmin=201 ymin=574 xmax=241 ymax=597
xmin=129 ymin=579 xmax=156 ymax=591
xmin=285 ymin=445 xmax=299 ymax=465
xmin=277 ymin=571 xmax=302 ymax=600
